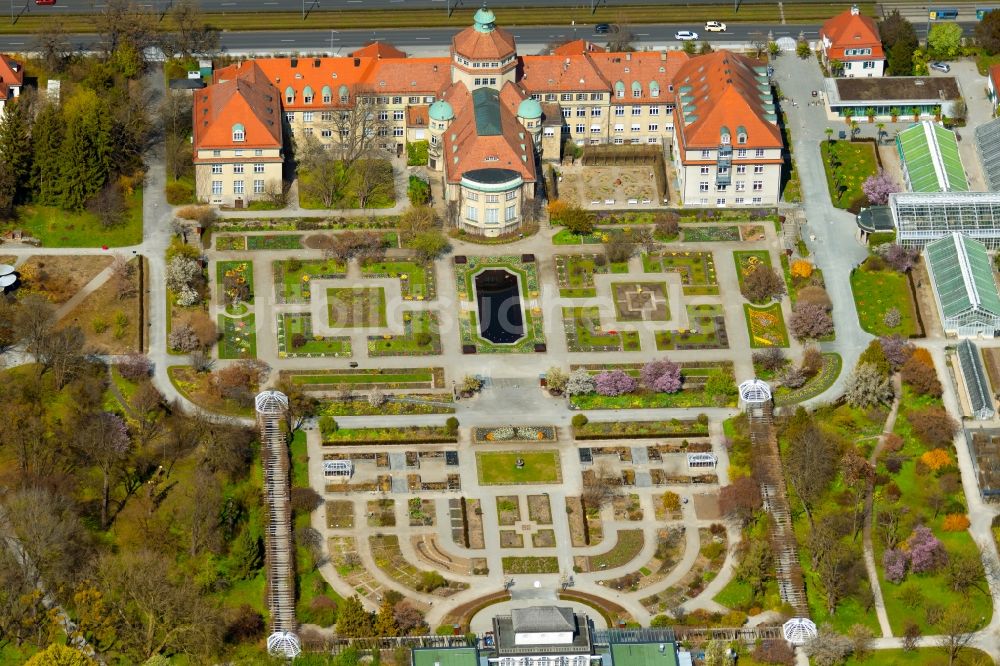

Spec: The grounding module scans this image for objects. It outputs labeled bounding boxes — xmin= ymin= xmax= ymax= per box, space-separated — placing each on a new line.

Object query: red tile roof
xmin=552 ymin=40 xmax=606 ymax=56
xmin=519 ymin=54 xmax=608 ymax=93
xmin=991 ymin=64 xmax=1000 ymax=95
xmin=590 ymin=51 xmax=688 ymax=104
xmin=407 ymin=105 xmax=429 ymax=127
xmin=439 ymin=81 xmax=535 ymax=184
xmin=820 ymin=8 xmax=884 ymax=60
xmin=194 ymin=61 xmax=282 ymax=153
xmin=368 ymin=57 xmax=451 ymax=95
xmin=0 ymin=54 xmax=24 ymax=101
xmin=672 ymin=50 xmax=780 ymax=153
xmin=350 ymin=42 xmax=407 ymax=59
xmin=452 ymin=24 xmax=517 ymax=60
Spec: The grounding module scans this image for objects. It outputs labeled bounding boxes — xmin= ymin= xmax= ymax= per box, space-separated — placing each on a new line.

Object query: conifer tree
xmin=0 ymin=100 xmax=32 ymax=217
xmin=31 ymin=103 xmax=65 ymax=205
xmin=335 ymin=595 xmax=374 ymax=637
xmin=373 ymin=597 xmax=399 ymax=636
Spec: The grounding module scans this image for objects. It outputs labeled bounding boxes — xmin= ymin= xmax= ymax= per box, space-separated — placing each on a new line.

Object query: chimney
xmin=354 ymin=58 xmax=361 ymax=67
xmin=433 ymin=65 xmax=438 ymax=72
xmin=661 ymin=51 xmax=666 ymax=61
xmin=626 ymin=52 xmax=631 ymax=61
xmin=291 ymin=57 xmax=298 ymax=68
xmin=314 ymin=58 xmax=321 ymax=67
xmin=850 ymin=3 xmax=859 ymax=14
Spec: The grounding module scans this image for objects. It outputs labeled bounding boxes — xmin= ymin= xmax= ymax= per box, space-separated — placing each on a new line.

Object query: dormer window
xmin=232 ymin=123 xmax=245 ymax=142
xmin=285 ymin=86 xmax=295 ymax=104
xmin=738 ymin=133 xmax=747 ymax=144
xmin=721 ymin=134 xmax=730 ymax=144
xmin=303 ymin=85 xmax=314 ymax=104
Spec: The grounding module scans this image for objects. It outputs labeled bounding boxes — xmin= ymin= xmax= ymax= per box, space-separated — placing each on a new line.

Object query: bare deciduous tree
xmin=581 ymin=461 xmax=621 ymax=509
xmin=165 ymin=0 xmax=220 ymax=57
xmin=92 ymin=0 xmax=160 ymax=59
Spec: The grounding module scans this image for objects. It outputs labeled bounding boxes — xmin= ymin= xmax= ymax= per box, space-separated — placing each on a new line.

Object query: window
xmin=254 ymin=179 xmax=265 ymax=194
xmin=321 ymin=129 xmax=333 ymax=138
xmin=254 ymin=149 xmax=263 ymax=156
xmin=561 ymin=93 xmax=573 ymax=101
xmin=755 ymin=149 xmax=765 ymax=157
xmin=736 ymin=181 xmax=746 ymax=192
xmin=700 ymin=166 xmax=710 ymax=175
xmin=718 ymin=166 xmax=729 ymax=175
xmin=545 ymin=93 xmax=557 ymax=102
xmin=321 ymin=112 xmax=334 ymax=121
xmin=753 ymin=180 xmax=763 ymax=191
xmin=614 ymin=124 xmax=624 ymax=133
xmin=408 ymin=96 xmax=420 ymax=104
xmin=591 ymin=125 xmax=602 ymax=134
xmin=232 ymin=123 xmax=245 ymax=142
xmin=613 ymin=137 xmax=623 ymax=144
xmin=863 ymin=61 xmax=875 ymax=69
xmin=664 ymin=104 xmax=675 ymax=113
xmin=254 ymin=163 xmax=265 ymax=173
xmin=234 ymin=180 xmax=244 ymax=195
xmin=213 ymin=150 xmax=221 ymax=157
xmin=591 ymin=108 xmax=602 ymax=117
xmin=738 ymin=133 xmax=747 ymax=144
xmin=616 ymin=88 xmax=624 ymax=98
xmin=630 ymin=124 xmax=640 ymax=132
xmin=393 ymin=110 xmax=404 ymax=121
xmin=754 ymin=165 xmax=764 ymax=174
xmin=576 ymin=93 xmax=587 ymax=101
xmin=632 ymin=106 xmax=642 ymax=116
xmin=466 ymin=206 xmax=478 ymax=221
xmin=648 ymin=124 xmax=658 ymax=132
xmin=322 ymin=93 xmax=332 ymax=103
xmin=736 ymin=149 xmax=747 ymax=158
xmin=717 ymin=197 xmax=726 ymax=205
xmin=576 ymin=124 xmax=585 ymax=134
xmin=211 ymin=164 xmax=222 ymax=174
xmin=285 ymin=88 xmax=294 ymax=104
xmin=736 ymin=165 xmax=747 ymax=174
xmin=576 ymin=108 xmax=586 ymax=117
xmin=485 ymin=194 xmax=499 ymax=203
xmin=632 ymin=88 xmax=641 ymax=98
xmin=752 ymin=197 xmax=762 ymax=204
xmin=393 ymin=128 xmax=404 ymax=137
xmin=379 ymin=111 xmax=389 ymax=121
xmin=505 ymin=190 xmax=517 ymax=201
xmin=285 ymin=112 xmax=295 ymax=123
xmin=234 ymin=149 xmax=243 ymax=157
xmin=735 ymin=197 xmax=744 ymax=204
xmin=505 ymin=204 xmax=516 ymax=221
xmin=716 ymin=183 xmax=727 ymax=192
xmin=303 ymin=127 xmax=313 ymax=137
xmin=649 ymin=106 xmax=659 ymax=116
xmin=233 ymin=164 xmax=244 ymax=174
xmin=303 ymin=111 xmax=314 ymax=122
xmin=614 ymin=106 xmax=625 ymax=116
xmin=484 ymin=208 xmax=498 ymax=224
xmin=378 ymin=128 xmax=389 ymax=137
xmin=466 ymin=191 xmax=479 ymax=201
xmin=562 ymin=108 xmax=571 ymax=119
xmin=211 ymin=180 xmax=222 ymax=195
xmin=701 ymin=150 xmax=711 ymax=159
xmin=392 ymin=96 xmax=402 ymax=104
xmin=720 ymin=133 xmax=730 ymax=144
xmin=699 ymin=181 xmax=710 ymax=192
xmin=591 ymin=93 xmax=603 ymax=101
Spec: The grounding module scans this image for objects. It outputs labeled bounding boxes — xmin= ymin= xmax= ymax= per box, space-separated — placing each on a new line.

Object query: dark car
xmin=595 ymin=23 xmax=611 ymax=35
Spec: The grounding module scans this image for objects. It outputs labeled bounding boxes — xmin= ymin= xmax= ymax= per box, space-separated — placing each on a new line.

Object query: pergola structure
xmin=781 ymin=618 xmax=817 ymax=645
xmin=0 ymin=264 xmax=15 ymax=293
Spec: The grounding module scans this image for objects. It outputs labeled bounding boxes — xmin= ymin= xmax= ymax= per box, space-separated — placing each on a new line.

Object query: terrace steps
xmin=258 ymin=408 xmax=297 ymax=635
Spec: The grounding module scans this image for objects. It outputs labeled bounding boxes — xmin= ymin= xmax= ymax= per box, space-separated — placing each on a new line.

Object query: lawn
xmin=655 ymin=304 xmax=728 ymax=350
xmin=562 ymin=307 xmax=641 ymax=352
xmin=553 ymin=228 xmax=603 ymax=245
xmin=502 ymin=556 xmax=560 ymax=574
xmin=744 ymin=303 xmax=790 ymax=348
xmin=842 ymin=648 xmax=994 ymax=665
xmin=850 ymin=263 xmax=919 ymax=336
xmin=278 ymin=312 xmax=351 ymax=357
xmin=773 ymin=353 xmax=842 ymax=405
xmin=368 ymin=311 xmax=441 ymax=356
xmin=327 ymin=287 xmax=387 ymax=328
xmin=290 ymin=369 xmax=437 ymax=387
xmin=299 ymin=159 xmax=395 ymax=209
xmin=361 ymin=259 xmax=436 ymax=300
xmin=554 ymin=253 xmax=626 ymax=297
xmin=274 ymin=258 xmax=346 ymax=303
xmin=641 ymin=250 xmax=718 ymax=295
xmin=218 ymin=314 xmax=257 ymax=359
xmin=820 ymin=140 xmax=878 ymax=209
xmin=586 ymin=529 xmax=644 ymax=570
xmin=247 ymin=234 xmax=303 ymax=250
xmin=476 ymin=450 xmax=562 ymax=485
xmin=5 ymin=188 xmax=143 ymax=247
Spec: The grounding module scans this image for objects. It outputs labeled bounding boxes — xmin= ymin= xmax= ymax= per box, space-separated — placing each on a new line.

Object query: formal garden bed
xmin=554 ymin=253 xmax=627 ymax=298
xmin=273 ymin=258 xmax=346 ymax=303
xmin=612 ymin=281 xmax=669 ymax=322
xmin=325 ymin=500 xmax=354 ymax=529
xmin=216 ymin=260 xmax=254 ymax=312
xmin=563 ymin=307 xmax=641 ymax=352
xmin=496 ymin=496 xmax=521 ymax=526
xmin=602 ymin=526 xmax=686 ymax=592
xmin=322 ymin=425 xmax=457 ymax=445
xmin=773 ymin=353 xmax=842 ymax=406
xmin=167 ymin=365 xmax=254 ymax=417
xmin=502 ymin=556 xmax=560 ymax=574
xmin=217 ymin=314 xmax=257 ymax=359
xmin=820 ymin=139 xmax=878 ymax=210
xmin=283 ymin=367 xmax=444 ymax=390
xmin=361 ymin=258 xmax=437 ymax=300
xmin=368 ymin=311 xmax=442 ymax=356
xmin=528 ymin=495 xmax=553 ymax=524
xmin=473 ymin=425 xmax=557 ymax=443
xmin=455 ymin=255 xmax=545 ymax=353
xmin=568 ymin=362 xmax=738 ymax=409
xmin=640 ymin=527 xmax=727 ymax=613
xmin=576 ymin=529 xmax=644 ymax=572
xmin=368 ymin=499 xmax=396 ymax=527
xmin=655 ymin=304 xmax=728 ymax=351
xmin=368 ymin=534 xmax=467 ymax=595
xmin=850 ymin=259 xmax=920 ymax=336
xmin=277 ymin=312 xmax=352 ymax=357
xmin=733 ymin=250 xmax=772 ymax=293
xmin=476 ymin=450 xmax=562 ymax=485
xmin=641 ymin=250 xmax=718 ymax=295
xmin=216 ymin=234 xmax=303 ymax=251
xmin=572 ymin=418 xmax=709 ymax=440
xmin=682 ymin=225 xmax=740 ymax=242
xmin=318 ymin=394 xmax=455 ymax=416
xmin=744 ymin=303 xmax=789 ymax=348
xmin=459 ymin=309 xmax=545 ymax=354
xmin=327 ymin=286 xmax=388 ymax=328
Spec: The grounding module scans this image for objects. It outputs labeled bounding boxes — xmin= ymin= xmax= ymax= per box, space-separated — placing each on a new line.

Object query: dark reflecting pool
xmin=474 ymin=269 xmax=524 ymax=344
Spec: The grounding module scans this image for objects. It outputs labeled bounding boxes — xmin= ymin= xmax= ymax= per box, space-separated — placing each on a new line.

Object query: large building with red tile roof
xmin=820 ymin=5 xmax=885 ymax=78
xmin=0 ymin=54 xmax=24 ymax=112
xmin=193 ymin=7 xmax=783 ymax=220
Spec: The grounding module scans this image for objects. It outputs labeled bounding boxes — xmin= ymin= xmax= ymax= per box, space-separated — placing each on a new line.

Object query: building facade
xmin=819 ymin=5 xmax=885 ymax=78
xmin=0 ymin=54 xmax=23 ymax=113
xmin=192 ymin=8 xmax=783 ymax=215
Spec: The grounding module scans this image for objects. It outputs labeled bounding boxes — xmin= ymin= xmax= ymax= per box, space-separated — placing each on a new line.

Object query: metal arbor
xmin=781 ymin=617 xmax=818 ymax=645
xmin=738 ymin=378 xmax=772 ymax=421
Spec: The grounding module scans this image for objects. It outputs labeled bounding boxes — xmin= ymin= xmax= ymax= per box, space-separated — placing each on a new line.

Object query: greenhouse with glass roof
xmin=924 ymin=233 xmax=1000 ymax=337
xmin=897 ymin=121 xmax=968 ymax=193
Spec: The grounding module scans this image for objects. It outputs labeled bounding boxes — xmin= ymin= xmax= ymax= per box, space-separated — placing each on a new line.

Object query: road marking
xmin=636 ymin=33 xmax=649 ymax=36
xmin=9 ymin=41 xmax=23 ymax=45
xmin=415 ymin=37 xmax=430 ymax=40
xmin=221 ymin=2 xmax=236 ymax=5
xmin=281 ymin=39 xmax=295 ymax=42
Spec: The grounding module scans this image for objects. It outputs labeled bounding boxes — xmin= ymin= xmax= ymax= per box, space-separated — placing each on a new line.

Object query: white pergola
xmin=255 ymin=390 xmax=289 ymax=416
xmin=782 ymin=617 xmax=818 ymax=645
xmin=267 ymin=631 xmax=302 ymax=658
xmin=738 ymin=378 xmax=772 ymax=405
xmin=687 ymin=452 xmax=718 ymax=468
xmin=324 ymin=459 xmax=354 ymax=477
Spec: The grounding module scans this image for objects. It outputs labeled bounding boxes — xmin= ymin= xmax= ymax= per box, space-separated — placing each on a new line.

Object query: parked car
xmin=704 ymin=21 xmax=727 ymax=32
xmin=34 ymin=0 xmax=56 ymax=5
xmin=674 ymin=30 xmax=699 ymax=41
xmin=929 ymin=61 xmax=951 ymax=73
xmin=594 ymin=23 xmax=611 ymax=35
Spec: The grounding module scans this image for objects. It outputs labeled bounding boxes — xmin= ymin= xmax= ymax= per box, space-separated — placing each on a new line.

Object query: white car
xmin=674 ymin=30 xmax=699 ymax=41
xmin=704 ymin=21 xmax=726 ymax=32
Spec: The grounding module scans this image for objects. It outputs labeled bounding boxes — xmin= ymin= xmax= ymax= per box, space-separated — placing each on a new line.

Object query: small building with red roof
xmin=988 ymin=63 xmax=1000 ymax=108
xmin=0 ymin=54 xmax=24 ymax=112
xmin=819 ymin=5 xmax=885 ymax=78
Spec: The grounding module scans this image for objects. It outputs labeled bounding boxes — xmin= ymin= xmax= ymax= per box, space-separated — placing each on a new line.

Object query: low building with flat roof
xmin=412 ymin=647 xmax=481 ymax=666
xmin=492 ymin=607 xmax=596 ymax=666
xmin=609 ymin=642 xmax=679 ymax=666
xmin=823 ymin=76 xmax=961 ymax=122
